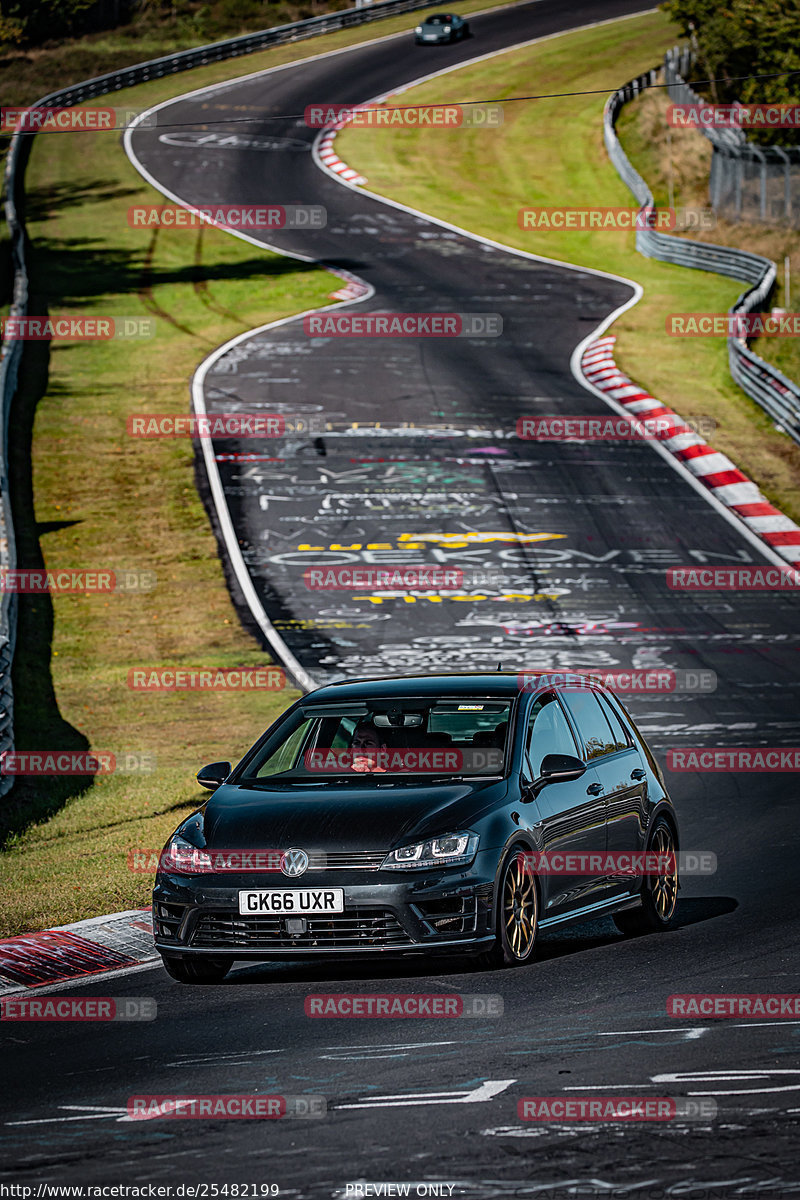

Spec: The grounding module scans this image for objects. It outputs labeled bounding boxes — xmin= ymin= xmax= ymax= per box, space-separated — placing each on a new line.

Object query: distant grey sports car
xmin=414 ymin=13 xmax=471 ymax=43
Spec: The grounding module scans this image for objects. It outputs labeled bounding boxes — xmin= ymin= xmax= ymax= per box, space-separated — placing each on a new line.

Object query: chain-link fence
xmin=663 ymin=47 xmax=800 ymax=228
xmin=604 ymin=68 xmax=800 ymax=447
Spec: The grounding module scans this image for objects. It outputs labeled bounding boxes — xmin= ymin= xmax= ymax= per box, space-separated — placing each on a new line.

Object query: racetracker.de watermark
xmin=305 ymin=994 xmax=503 ymax=1017
xmin=126 ymin=1094 xmax=326 ymax=1120
xmin=517 ymin=1096 xmax=717 ymax=1122
xmin=0 ymin=568 xmax=156 ymax=593
xmin=516 ymin=416 xmax=672 ymax=440
xmin=666 ymin=565 xmax=800 ymax=590
xmin=667 ymin=748 xmax=800 ymax=771
xmin=129 ymin=847 xmax=284 ymax=873
xmin=668 ymin=994 xmax=800 ymax=1017
xmin=304 ymin=102 xmax=503 ymax=128
xmin=127 ymin=414 xmax=291 ymax=438
xmin=303 ymin=566 xmax=466 ymax=590
xmin=127 ymin=204 xmax=326 ymax=230
xmin=666 ymin=312 xmax=800 ymax=337
xmin=305 ymin=748 xmax=503 ymax=773
xmin=521 ymin=851 xmax=716 ymax=876
xmin=127 ymin=667 xmax=286 ymax=691
xmin=0 ymin=316 xmax=154 ymax=341
xmin=517 ymin=206 xmax=715 ymax=231
xmin=667 ymin=102 xmax=800 ymax=130
xmin=0 ymin=997 xmax=156 ymax=1021
xmin=518 ymin=669 xmax=717 ymax=694
xmin=0 ymin=105 xmax=156 ymax=132
xmin=0 ymin=751 xmax=156 ymax=776
xmin=304 ymin=313 xmax=502 ymax=337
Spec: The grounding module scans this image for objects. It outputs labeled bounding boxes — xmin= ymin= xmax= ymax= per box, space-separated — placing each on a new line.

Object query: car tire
xmin=613 ymin=817 xmax=679 ymax=936
xmin=160 ymin=953 xmax=232 ymax=984
xmin=479 ymin=847 xmax=538 ymax=968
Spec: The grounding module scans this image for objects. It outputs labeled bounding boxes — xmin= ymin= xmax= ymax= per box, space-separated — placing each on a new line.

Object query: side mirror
xmin=531 ymin=753 xmax=586 ymax=794
xmin=197 ymin=761 xmax=231 ymax=790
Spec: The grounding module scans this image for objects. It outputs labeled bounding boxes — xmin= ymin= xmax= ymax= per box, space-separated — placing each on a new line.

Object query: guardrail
xmin=603 ymin=60 xmax=800 ymax=448
xmin=0 ymin=0 xmax=458 ymax=793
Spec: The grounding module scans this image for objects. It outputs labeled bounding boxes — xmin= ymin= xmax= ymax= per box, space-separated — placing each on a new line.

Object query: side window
xmin=255 ymin=718 xmax=316 ymax=777
xmin=596 ymin=693 xmax=630 ymax=751
xmin=563 ymin=690 xmax=617 ymax=761
xmin=526 ymin=695 xmax=580 ymax=777
xmin=331 ymin=716 xmax=357 ymax=749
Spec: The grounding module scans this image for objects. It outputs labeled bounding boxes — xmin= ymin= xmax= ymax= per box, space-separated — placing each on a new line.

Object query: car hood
xmin=199 ymin=778 xmax=508 ymax=852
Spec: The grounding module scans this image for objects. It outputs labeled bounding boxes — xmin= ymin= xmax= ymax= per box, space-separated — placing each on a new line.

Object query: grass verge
xmin=0 ymin=0 xmax=515 ymax=108
xmin=616 ymin=84 xmax=800 ymax=392
xmin=0 ymin=5 xmax=529 ymax=935
xmin=336 ymin=9 xmax=800 ymax=522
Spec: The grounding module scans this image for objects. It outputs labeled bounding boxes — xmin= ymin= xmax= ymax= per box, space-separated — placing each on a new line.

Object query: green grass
xmin=3 ymin=5 xmax=545 ymax=935
xmin=617 ymin=85 xmax=800 ymax=400
xmin=0 ymin=0 xmax=514 ymax=109
xmin=336 ymin=9 xmax=800 ymax=522
xmin=0 ymin=0 xmax=530 ymax=938
xmin=0 ymin=122 xmax=320 ymax=934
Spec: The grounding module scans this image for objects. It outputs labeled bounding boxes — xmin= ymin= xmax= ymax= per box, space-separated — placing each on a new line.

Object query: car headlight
xmin=443 ymin=25 xmax=451 ymax=32
xmin=415 ymin=24 xmax=422 ymax=32
xmin=381 ymin=831 xmax=479 ymax=870
xmin=160 ymin=835 xmax=213 ymax=874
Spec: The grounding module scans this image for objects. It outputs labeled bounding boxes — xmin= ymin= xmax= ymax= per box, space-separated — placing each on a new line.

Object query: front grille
xmin=413 ymin=896 xmax=478 ymax=935
xmin=307 ymin=851 xmax=386 ymax=870
xmin=191 ymin=908 xmax=411 ymax=949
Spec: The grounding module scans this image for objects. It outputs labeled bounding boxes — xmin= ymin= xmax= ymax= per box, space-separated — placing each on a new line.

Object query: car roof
xmin=302 ymin=671 xmax=609 ymax=703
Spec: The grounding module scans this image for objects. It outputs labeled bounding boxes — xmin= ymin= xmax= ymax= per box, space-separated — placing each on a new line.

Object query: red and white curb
xmin=580 ymin=336 xmax=800 ymax=566
xmin=0 ymin=909 xmax=157 ymax=996
xmin=328 ymin=265 xmax=371 ymax=302
xmin=317 ymin=119 xmax=368 ymax=187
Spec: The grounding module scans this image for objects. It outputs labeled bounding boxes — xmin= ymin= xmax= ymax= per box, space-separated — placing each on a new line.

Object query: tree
xmin=661 ymin=0 xmax=800 ymax=144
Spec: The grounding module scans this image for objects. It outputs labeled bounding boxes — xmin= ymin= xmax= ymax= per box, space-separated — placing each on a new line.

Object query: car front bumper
xmin=153 ymin=856 xmax=498 ymax=959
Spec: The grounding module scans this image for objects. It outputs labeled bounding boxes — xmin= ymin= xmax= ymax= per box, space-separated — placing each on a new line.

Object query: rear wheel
xmin=614 ymin=818 xmax=679 ymax=935
xmin=480 ymin=848 xmax=538 ymax=968
xmin=160 ymin=953 xmax=232 ymax=984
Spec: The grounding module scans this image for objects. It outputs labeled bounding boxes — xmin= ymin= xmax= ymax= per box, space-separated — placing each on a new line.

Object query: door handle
xmin=586 ymin=782 xmax=604 ymax=796
xmin=630 ymin=768 xmax=646 ymax=781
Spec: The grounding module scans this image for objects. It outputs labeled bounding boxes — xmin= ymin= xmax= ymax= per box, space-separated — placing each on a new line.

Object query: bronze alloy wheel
xmin=496 ymin=849 xmax=538 ymax=965
xmin=650 ymin=822 xmax=679 ymax=922
xmin=614 ymin=816 xmax=679 ymax=936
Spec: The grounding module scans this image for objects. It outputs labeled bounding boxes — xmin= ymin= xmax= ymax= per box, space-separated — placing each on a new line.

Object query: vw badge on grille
xmin=281 ymin=848 xmax=309 ymax=877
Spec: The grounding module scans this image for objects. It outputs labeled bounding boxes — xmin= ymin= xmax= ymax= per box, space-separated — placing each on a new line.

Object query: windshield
xmin=239 ymin=699 xmax=512 ymax=782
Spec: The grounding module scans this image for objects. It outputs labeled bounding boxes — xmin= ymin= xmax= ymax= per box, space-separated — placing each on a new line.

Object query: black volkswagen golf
xmin=153 ymin=673 xmax=679 ymax=982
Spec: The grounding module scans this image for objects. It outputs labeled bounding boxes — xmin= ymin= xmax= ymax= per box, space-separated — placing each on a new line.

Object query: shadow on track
xmin=213 ymin=897 xmax=738 ymax=986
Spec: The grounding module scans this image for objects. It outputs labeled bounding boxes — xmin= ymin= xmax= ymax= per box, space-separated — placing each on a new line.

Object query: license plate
xmin=238 ymin=888 xmax=344 ymax=915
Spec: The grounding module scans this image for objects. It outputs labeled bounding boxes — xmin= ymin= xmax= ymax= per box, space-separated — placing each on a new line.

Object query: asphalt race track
xmin=3 ymin=0 xmax=800 ymax=1192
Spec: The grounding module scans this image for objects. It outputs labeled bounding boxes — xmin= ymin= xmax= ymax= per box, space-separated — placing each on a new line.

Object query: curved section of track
xmin=125 ymin=0 xmax=800 ymax=760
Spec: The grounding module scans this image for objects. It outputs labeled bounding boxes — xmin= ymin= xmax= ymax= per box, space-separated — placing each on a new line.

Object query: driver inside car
xmin=350 ymin=722 xmax=388 ymax=773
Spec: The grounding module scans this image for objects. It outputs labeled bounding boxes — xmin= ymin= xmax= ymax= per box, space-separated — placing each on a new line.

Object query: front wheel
xmin=480 ymin=848 xmax=538 ymax=968
xmin=614 ymin=817 xmax=679 ymax=935
xmin=160 ymin=953 xmax=232 ymax=983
